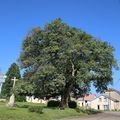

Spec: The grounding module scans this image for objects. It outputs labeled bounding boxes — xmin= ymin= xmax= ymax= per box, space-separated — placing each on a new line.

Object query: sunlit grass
xmin=0 ymin=102 xmax=93 ymax=120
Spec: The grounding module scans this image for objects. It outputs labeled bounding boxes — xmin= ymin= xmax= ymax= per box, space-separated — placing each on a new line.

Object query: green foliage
xmin=16 ymin=95 xmax=26 ymax=102
xmin=68 ymin=101 xmax=77 ymax=108
xmin=15 ymin=80 xmax=35 ymax=96
xmin=17 ymin=104 xmax=29 ymax=108
xmin=28 ymin=106 xmax=43 ymax=114
xmin=1 ymin=63 xmax=21 ymax=97
xmin=75 ymin=107 xmax=101 ymax=114
xmin=47 ymin=100 xmax=60 ymax=107
xmin=19 ymin=18 xmax=118 ymax=107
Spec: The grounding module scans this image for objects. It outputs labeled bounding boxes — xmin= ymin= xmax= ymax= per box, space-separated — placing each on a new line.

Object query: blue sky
xmin=0 ymin=0 xmax=120 ymax=91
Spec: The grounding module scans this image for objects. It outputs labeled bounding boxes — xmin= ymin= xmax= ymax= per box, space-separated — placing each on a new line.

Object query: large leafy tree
xmin=1 ymin=63 xmax=21 ymax=97
xmin=19 ymin=19 xmax=118 ymax=107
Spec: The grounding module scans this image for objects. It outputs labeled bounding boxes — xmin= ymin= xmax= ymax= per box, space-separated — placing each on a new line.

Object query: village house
xmin=77 ymin=94 xmax=96 ymax=107
xmin=91 ymin=94 xmax=119 ymax=110
xmin=76 ymin=89 xmax=120 ymax=111
xmin=26 ymin=96 xmax=48 ymax=104
xmin=91 ymin=89 xmax=120 ymax=111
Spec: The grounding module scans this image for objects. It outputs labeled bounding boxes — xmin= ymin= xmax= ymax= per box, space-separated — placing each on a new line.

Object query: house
xmin=91 ymin=89 xmax=120 ymax=111
xmin=77 ymin=94 xmax=96 ymax=107
xmin=91 ymin=94 xmax=119 ymax=110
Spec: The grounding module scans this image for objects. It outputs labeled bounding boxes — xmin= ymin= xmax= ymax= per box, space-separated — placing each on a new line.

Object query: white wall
xmin=91 ymin=95 xmax=116 ymax=110
xmin=26 ymin=96 xmax=47 ymax=104
xmin=77 ymin=100 xmax=91 ymax=107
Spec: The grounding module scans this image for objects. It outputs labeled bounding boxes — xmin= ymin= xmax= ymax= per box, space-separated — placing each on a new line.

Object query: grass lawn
xmin=0 ymin=102 xmax=97 ymax=120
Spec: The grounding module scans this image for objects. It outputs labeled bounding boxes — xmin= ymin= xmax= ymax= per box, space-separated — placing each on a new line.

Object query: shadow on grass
xmin=75 ymin=107 xmax=102 ymax=115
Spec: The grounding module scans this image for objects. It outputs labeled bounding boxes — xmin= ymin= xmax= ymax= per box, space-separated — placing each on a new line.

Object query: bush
xmin=28 ymin=106 xmax=35 ymax=112
xmin=0 ymin=99 xmax=6 ymax=103
xmin=47 ymin=100 xmax=60 ymax=107
xmin=75 ymin=107 xmax=88 ymax=113
xmin=28 ymin=106 xmax=43 ymax=114
xmin=68 ymin=101 xmax=77 ymax=109
xmin=75 ymin=107 xmax=101 ymax=114
xmin=75 ymin=107 xmax=81 ymax=113
xmin=16 ymin=95 xmax=26 ymax=102
xmin=17 ymin=104 xmax=30 ymax=108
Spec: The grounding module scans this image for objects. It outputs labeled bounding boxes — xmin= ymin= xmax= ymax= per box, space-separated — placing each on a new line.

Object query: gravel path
xmin=60 ymin=112 xmax=120 ymax=120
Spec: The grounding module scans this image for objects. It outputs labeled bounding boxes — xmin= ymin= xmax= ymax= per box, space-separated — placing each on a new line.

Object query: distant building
xmin=91 ymin=89 xmax=120 ymax=111
xmin=91 ymin=94 xmax=119 ymax=110
xmin=26 ymin=96 xmax=48 ymax=104
xmin=0 ymin=72 xmax=6 ymax=93
xmin=77 ymin=94 xmax=96 ymax=107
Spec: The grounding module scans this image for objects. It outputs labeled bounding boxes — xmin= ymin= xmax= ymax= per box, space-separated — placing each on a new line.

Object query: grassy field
xmin=0 ymin=102 xmax=97 ymax=120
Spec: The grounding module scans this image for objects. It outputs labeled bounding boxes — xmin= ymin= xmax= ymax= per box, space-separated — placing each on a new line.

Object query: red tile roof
xmin=84 ymin=94 xmax=96 ymax=101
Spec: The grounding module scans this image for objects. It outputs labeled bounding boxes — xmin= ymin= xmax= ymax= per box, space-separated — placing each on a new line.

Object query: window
xmin=104 ymin=105 xmax=109 ymax=111
xmin=104 ymin=98 xmax=108 ymax=102
xmin=99 ymin=98 xmax=102 ymax=102
xmin=82 ymin=103 xmax=83 ymax=106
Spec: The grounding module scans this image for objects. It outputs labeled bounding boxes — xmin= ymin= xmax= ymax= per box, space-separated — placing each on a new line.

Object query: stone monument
xmin=7 ymin=77 xmax=18 ymax=107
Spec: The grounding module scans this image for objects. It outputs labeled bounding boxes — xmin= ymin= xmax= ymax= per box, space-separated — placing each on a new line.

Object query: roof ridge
xmin=102 ymin=94 xmax=119 ymax=102
xmin=109 ymin=88 xmax=120 ymax=95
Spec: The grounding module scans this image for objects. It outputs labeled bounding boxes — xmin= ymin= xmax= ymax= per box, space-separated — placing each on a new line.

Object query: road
xmin=61 ymin=112 xmax=120 ymax=120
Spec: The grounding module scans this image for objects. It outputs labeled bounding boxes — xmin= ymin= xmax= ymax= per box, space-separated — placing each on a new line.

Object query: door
xmin=97 ymin=105 xmax=100 ymax=110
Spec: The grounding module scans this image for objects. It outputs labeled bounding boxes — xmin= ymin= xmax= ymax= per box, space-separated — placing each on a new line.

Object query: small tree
xmin=1 ymin=63 xmax=21 ymax=97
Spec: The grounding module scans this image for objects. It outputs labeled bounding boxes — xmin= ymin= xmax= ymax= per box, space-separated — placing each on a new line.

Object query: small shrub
xmin=68 ymin=101 xmax=77 ymax=109
xmin=75 ymin=107 xmax=101 ymax=114
xmin=16 ymin=95 xmax=26 ymax=102
xmin=77 ymin=107 xmax=87 ymax=113
xmin=0 ymin=99 xmax=6 ymax=103
xmin=28 ymin=106 xmax=43 ymax=114
xmin=47 ymin=100 xmax=60 ymax=107
xmin=28 ymin=106 xmax=35 ymax=112
xmin=35 ymin=106 xmax=43 ymax=114
xmin=75 ymin=108 xmax=81 ymax=113
xmin=59 ymin=107 xmax=65 ymax=110
xmin=17 ymin=104 xmax=30 ymax=108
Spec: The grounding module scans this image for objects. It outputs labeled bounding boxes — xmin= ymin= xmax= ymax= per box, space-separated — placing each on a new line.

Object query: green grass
xmin=0 ymin=102 xmax=97 ymax=120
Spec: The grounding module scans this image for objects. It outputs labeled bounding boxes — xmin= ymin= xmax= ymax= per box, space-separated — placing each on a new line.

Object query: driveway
xmin=61 ymin=112 xmax=120 ymax=120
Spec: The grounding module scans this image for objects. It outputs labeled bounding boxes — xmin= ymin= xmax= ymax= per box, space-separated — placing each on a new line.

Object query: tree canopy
xmin=19 ymin=18 xmax=118 ymax=107
xmin=1 ymin=63 xmax=21 ymax=97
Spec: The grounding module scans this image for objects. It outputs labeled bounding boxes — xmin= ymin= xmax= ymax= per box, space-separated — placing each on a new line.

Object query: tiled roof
xmin=78 ymin=94 xmax=96 ymax=101
xmin=103 ymin=95 xmax=119 ymax=102
xmin=109 ymin=88 xmax=120 ymax=95
xmin=84 ymin=94 xmax=96 ymax=101
xmin=92 ymin=94 xmax=119 ymax=102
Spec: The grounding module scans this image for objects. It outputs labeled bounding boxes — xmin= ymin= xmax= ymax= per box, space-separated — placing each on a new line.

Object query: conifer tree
xmin=1 ymin=63 xmax=21 ymax=97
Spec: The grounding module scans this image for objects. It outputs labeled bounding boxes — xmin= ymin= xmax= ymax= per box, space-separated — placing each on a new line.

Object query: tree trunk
xmin=60 ymin=87 xmax=70 ymax=108
xmin=60 ymin=60 xmax=76 ymax=108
